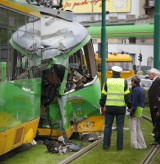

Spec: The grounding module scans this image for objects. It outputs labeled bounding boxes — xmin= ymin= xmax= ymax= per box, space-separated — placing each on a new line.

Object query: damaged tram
xmin=0 ymin=0 xmax=103 ymax=156
xmin=35 ymin=12 xmax=103 ymax=138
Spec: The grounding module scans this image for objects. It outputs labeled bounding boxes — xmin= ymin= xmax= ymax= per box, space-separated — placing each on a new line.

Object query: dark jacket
xmin=130 ymin=85 xmax=145 ymax=116
xmin=99 ymin=73 xmax=132 ymax=115
xmin=148 ymin=77 xmax=160 ymax=108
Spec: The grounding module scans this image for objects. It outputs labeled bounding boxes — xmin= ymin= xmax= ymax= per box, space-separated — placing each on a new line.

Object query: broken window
xmin=65 ymin=40 xmax=97 ymax=92
xmin=41 ymin=64 xmax=65 ymax=107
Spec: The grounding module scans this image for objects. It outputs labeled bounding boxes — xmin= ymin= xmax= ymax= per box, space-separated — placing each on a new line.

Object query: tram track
xmin=141 ymin=145 xmax=160 ymax=164
xmin=59 ymin=139 xmax=102 ymax=164
xmin=142 ymin=115 xmax=152 ymax=122
xmin=141 ymin=114 xmax=160 ymax=164
xmin=59 ymin=114 xmax=158 ymax=164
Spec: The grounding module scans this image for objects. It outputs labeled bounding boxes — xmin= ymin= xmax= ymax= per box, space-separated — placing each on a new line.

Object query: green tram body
xmin=1 ymin=0 xmax=155 ymax=157
xmin=0 ymin=0 xmax=41 ymax=156
xmin=0 ymin=0 xmax=103 ymax=156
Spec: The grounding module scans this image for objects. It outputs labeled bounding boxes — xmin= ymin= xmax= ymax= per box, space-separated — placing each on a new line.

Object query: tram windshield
xmin=107 ymin=61 xmax=133 ymax=71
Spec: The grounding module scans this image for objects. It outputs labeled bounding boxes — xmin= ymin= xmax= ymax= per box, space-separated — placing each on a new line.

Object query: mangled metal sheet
xmin=11 ymin=16 xmax=88 ymax=59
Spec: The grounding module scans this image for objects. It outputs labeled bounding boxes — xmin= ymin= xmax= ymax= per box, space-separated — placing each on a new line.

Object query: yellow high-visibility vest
xmin=102 ymin=78 xmax=130 ymax=106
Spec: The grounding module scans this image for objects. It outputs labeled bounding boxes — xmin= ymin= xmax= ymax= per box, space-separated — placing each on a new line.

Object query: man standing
xmin=100 ymin=66 xmax=132 ymax=150
xmin=148 ymin=68 xmax=160 ymax=144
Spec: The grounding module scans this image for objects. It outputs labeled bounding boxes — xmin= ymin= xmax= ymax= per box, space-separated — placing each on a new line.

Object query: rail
xmin=59 ymin=115 xmax=158 ymax=164
xmin=141 ymin=145 xmax=160 ymax=164
xmin=59 ymin=139 xmax=102 ymax=164
xmin=141 ymin=114 xmax=160 ymax=164
xmin=142 ymin=115 xmax=152 ymax=122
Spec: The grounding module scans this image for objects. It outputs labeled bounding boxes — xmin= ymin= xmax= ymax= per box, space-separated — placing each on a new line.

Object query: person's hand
xmin=100 ymin=107 xmax=105 ymax=115
xmin=154 ymin=106 xmax=157 ymax=109
xmin=127 ymin=108 xmax=132 ymax=112
xmin=156 ymin=111 xmax=160 ymax=117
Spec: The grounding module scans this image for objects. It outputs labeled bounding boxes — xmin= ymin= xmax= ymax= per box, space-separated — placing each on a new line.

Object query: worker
xmin=100 ymin=66 xmax=132 ymax=150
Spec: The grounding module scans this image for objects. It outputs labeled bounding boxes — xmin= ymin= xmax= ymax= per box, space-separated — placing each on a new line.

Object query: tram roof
xmin=87 ymin=24 xmax=154 ymax=38
xmin=11 ymin=16 xmax=89 ymax=59
xmin=0 ymin=0 xmax=41 ymax=17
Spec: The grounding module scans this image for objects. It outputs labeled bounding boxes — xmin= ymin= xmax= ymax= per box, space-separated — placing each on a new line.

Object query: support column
xmin=154 ymin=0 xmax=160 ymax=69
xmin=101 ymin=0 xmax=107 ymax=86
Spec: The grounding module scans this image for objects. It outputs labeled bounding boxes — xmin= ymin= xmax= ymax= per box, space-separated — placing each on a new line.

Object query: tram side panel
xmin=0 ymin=2 xmax=41 ymax=156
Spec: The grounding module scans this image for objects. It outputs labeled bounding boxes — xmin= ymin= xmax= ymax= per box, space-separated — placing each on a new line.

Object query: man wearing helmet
xmin=100 ymin=66 xmax=132 ymax=151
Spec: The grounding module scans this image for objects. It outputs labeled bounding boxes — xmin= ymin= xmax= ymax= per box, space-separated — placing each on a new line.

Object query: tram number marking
xmin=77 ymin=121 xmax=95 ymax=131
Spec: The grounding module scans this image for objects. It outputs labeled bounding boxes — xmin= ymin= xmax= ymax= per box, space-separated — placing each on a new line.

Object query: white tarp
xmin=11 ymin=16 xmax=88 ymax=59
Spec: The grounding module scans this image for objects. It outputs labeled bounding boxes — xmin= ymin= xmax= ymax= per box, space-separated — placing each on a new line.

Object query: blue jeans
xmin=103 ymin=113 xmax=125 ymax=150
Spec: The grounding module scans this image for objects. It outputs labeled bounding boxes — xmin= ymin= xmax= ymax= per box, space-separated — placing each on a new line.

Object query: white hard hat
xmin=111 ymin=66 xmax=123 ymax=72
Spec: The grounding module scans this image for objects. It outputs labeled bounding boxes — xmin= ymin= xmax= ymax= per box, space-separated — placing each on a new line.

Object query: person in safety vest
xmin=99 ymin=66 xmax=132 ymax=151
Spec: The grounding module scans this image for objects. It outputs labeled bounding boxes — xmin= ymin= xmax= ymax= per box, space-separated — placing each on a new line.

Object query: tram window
xmin=0 ymin=25 xmax=9 ymax=69
xmin=65 ymin=40 xmax=97 ymax=92
xmin=106 ymin=62 xmax=133 ymax=70
xmin=8 ymin=30 xmax=14 ymax=44
xmin=15 ymin=53 xmax=28 ymax=79
xmin=66 ymin=49 xmax=86 ymax=91
xmin=17 ymin=14 xmax=26 ymax=28
xmin=69 ymin=49 xmax=84 ymax=72
xmin=0 ymin=28 xmax=8 ymax=46
xmin=83 ymin=40 xmax=97 ymax=77
xmin=7 ymin=47 xmax=17 ymax=80
xmin=1 ymin=6 xmax=41 ymax=81
xmin=7 ymin=48 xmax=30 ymax=80
xmin=0 ymin=44 xmax=8 ymax=62
xmin=17 ymin=55 xmax=30 ymax=79
xmin=0 ymin=7 xmax=7 ymax=28
xmin=8 ymin=10 xmax=17 ymax=30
